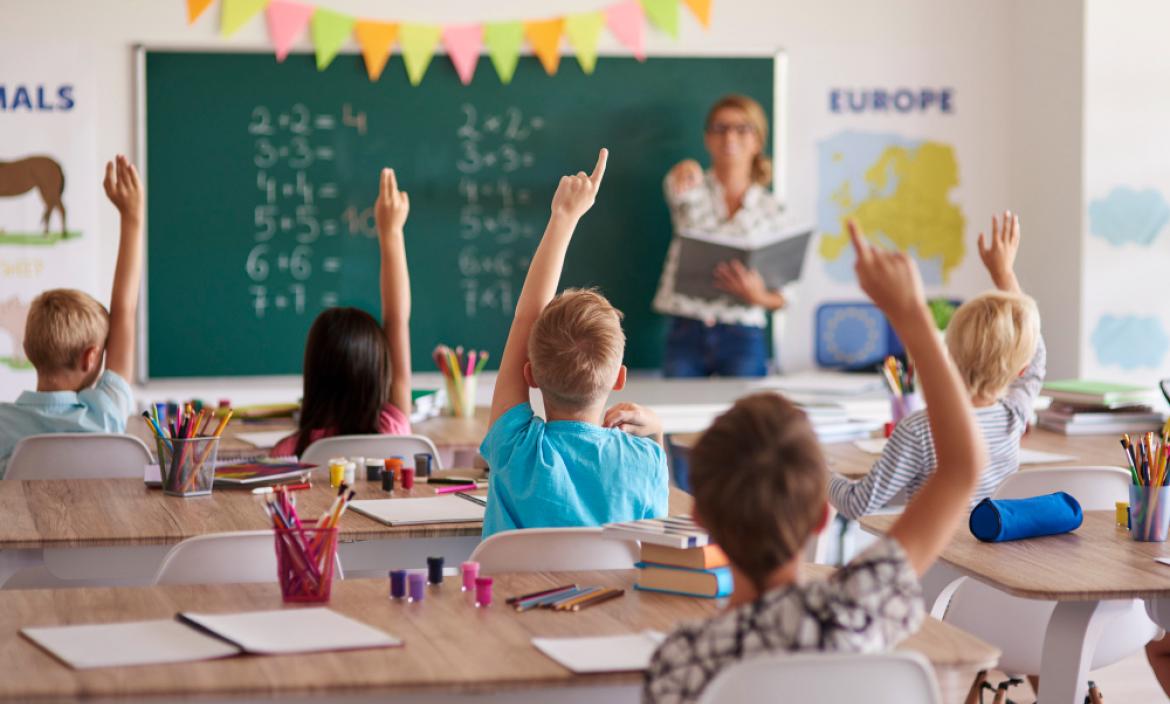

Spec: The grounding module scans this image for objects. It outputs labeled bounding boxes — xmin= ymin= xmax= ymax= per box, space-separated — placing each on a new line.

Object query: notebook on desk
xmin=532 ymin=631 xmax=665 ymax=673
xmin=349 ymin=496 xmax=486 ymax=526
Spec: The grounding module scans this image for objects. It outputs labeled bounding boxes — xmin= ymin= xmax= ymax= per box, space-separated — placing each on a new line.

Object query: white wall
xmin=1 ymin=0 xmax=1073 ymax=402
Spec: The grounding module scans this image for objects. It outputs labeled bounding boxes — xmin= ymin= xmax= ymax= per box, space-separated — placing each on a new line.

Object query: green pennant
xmin=400 ymin=23 xmax=442 ymax=86
xmin=565 ymin=12 xmax=605 ymax=74
xmin=311 ymin=8 xmax=355 ymax=71
xmin=221 ymin=0 xmax=268 ymax=37
xmin=641 ymin=0 xmax=679 ymax=39
xmin=483 ymin=22 xmax=524 ymax=84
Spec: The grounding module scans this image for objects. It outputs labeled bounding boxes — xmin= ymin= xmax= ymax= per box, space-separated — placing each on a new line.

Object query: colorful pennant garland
xmin=203 ymin=0 xmax=709 ymax=83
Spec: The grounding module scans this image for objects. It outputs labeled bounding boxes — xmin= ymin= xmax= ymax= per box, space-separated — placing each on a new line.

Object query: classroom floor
xmin=983 ymin=650 xmax=1165 ymax=702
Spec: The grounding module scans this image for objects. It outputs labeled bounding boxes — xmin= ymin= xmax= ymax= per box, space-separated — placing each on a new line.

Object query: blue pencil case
xmin=969 ymin=492 xmax=1083 ymax=542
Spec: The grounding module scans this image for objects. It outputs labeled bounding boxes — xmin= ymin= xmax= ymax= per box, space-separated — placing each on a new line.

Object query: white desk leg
xmin=1146 ymin=596 xmax=1170 ymax=632
xmin=1038 ymin=600 xmax=1128 ymax=704
xmin=0 ymin=549 xmax=44 ymax=588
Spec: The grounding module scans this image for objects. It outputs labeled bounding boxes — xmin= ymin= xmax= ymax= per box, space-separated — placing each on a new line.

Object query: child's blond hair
xmin=23 ymin=289 xmax=109 ymax=373
xmin=945 ymin=290 xmax=1040 ymax=400
xmin=528 ymin=288 xmax=625 ymax=410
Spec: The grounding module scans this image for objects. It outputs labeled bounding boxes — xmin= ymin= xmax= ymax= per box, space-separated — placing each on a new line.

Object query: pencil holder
xmin=159 ymin=437 xmax=219 ymax=497
xmin=1130 ymin=485 xmax=1170 ymax=542
xmin=274 ymin=526 xmax=338 ymax=603
xmin=890 ymin=391 xmax=924 ymax=426
xmin=444 ymin=375 xmax=478 ymax=419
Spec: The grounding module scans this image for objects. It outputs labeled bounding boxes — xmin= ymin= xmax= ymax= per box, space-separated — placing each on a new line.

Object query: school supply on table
xmin=21 ymin=608 xmax=400 ymax=670
xmin=881 ymin=355 xmax=921 ymax=425
xmin=461 ymin=562 xmax=479 ymax=592
xmin=262 ymin=484 xmax=350 ymax=603
xmin=1042 ymin=380 xmax=1158 ymax=409
xmin=454 ymin=492 xmax=488 ymax=508
xmin=213 ymin=461 xmax=314 ymax=486
xmin=475 ymin=577 xmax=494 ymax=607
xmin=235 ymin=430 xmax=294 ymax=449
xmin=1037 ymin=400 xmax=1164 ymax=436
xmin=639 ymin=544 xmax=729 ymax=571
xmin=968 ymin=493 xmax=1083 ymax=543
xmin=852 ymin=438 xmax=1078 ymax=465
xmin=673 ymin=226 xmax=812 ymax=302
xmin=510 ymin=585 xmax=626 ymax=612
xmin=349 ymin=495 xmax=485 ymax=526
xmin=433 ymin=344 xmax=487 ymax=418
xmin=1120 ymin=432 xmax=1170 ymax=541
xmin=602 ymin=516 xmax=709 ymax=548
xmin=411 ymin=388 xmax=444 ymax=424
xmin=142 ymin=405 xmax=234 ymax=497
xmin=233 ymin=403 xmax=300 ymax=420
xmin=434 ymin=483 xmax=479 ymax=495
xmin=635 ymin=562 xmax=734 ymax=599
xmin=531 ymin=631 xmax=666 ymax=673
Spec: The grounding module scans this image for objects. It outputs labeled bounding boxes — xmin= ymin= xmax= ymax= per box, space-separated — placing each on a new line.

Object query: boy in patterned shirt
xmin=644 ymin=221 xmax=988 ymax=704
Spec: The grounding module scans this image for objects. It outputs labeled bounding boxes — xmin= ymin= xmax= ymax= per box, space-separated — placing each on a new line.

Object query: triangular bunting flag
xmin=311 ymin=8 xmax=355 ymax=71
xmin=483 ymin=22 xmax=524 ymax=84
xmin=683 ymin=0 xmax=712 ymax=28
xmin=564 ymin=12 xmax=604 ymax=74
xmin=641 ymin=0 xmax=679 ymax=38
xmin=524 ymin=18 xmax=565 ymax=76
xmin=187 ymin=0 xmax=214 ymax=24
xmin=442 ymin=24 xmax=483 ymax=86
xmin=400 ymin=23 xmax=442 ymax=86
xmin=266 ymin=0 xmax=315 ymax=63
xmin=605 ymin=0 xmax=646 ymax=61
xmin=354 ymin=20 xmax=398 ymax=81
xmin=221 ymin=0 xmax=268 ymax=37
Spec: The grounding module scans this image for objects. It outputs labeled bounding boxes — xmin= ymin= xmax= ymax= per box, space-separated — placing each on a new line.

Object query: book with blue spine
xmin=634 ymin=562 xmax=734 ymax=599
xmin=601 ymin=516 xmax=709 ymax=548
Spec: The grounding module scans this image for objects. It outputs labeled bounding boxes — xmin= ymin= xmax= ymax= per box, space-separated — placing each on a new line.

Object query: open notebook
xmin=532 ymin=631 xmax=666 ymax=673
xmin=22 ymin=608 xmax=401 ymax=669
xmin=349 ymin=495 xmax=485 ymax=526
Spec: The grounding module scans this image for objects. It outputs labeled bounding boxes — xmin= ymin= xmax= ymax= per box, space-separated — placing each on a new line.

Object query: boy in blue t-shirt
xmin=480 ymin=149 xmax=669 ymax=538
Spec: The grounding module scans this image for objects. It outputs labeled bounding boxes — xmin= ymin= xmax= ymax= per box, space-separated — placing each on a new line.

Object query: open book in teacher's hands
xmin=673 ymin=224 xmax=813 ymax=303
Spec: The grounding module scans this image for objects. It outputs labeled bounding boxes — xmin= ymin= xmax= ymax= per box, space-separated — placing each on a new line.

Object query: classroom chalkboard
xmin=143 ymin=50 xmax=775 ymax=378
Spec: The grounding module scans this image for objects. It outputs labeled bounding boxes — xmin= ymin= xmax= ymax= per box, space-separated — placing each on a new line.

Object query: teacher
xmin=652 ymin=94 xmax=788 ymax=378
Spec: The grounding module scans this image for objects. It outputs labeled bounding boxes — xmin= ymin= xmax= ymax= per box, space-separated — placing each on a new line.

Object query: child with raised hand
xmin=643 ymin=221 xmax=987 ymax=704
xmin=480 ymin=148 xmax=669 ymax=538
xmin=0 ymin=156 xmax=143 ymax=477
xmin=272 ymin=168 xmax=413 ymax=457
xmin=829 ymin=211 xmax=1045 ymax=519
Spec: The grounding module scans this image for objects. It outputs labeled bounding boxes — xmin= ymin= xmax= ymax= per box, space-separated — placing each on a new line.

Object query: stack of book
xmin=602 ymin=517 xmax=733 ymax=599
xmin=1037 ymin=380 xmax=1164 ymax=435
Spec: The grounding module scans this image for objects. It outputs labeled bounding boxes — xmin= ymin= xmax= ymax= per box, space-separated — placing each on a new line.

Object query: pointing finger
xmin=589 ymin=148 xmax=608 ymax=188
xmin=847 ymin=219 xmax=870 ymax=262
xmin=387 ymin=168 xmax=399 ymax=194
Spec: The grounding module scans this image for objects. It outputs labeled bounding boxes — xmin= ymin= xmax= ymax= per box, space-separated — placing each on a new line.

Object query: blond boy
xmin=830 ymin=211 xmax=1045 ymax=519
xmin=480 ymin=149 xmax=669 ymax=538
xmin=0 ymin=156 xmax=144 ymax=477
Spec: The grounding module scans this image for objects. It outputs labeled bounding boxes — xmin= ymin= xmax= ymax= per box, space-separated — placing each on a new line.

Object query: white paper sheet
xmin=349 ymin=496 xmax=485 ymax=526
xmin=532 ymin=631 xmax=666 ymax=673
xmin=178 ymin=608 xmax=400 ymax=655
xmin=22 ymin=619 xmax=240 ymax=669
xmin=235 ymin=430 xmax=293 ymax=449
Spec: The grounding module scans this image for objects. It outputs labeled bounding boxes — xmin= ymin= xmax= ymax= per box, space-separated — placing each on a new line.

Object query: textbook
xmin=640 ymin=543 xmax=729 ymax=570
xmin=213 ymin=462 xmax=315 ymax=486
xmin=674 ymin=226 xmax=812 ymax=302
xmin=602 ymin=516 xmax=710 ymax=548
xmin=1042 ymin=380 xmax=1156 ymax=409
xmin=634 ymin=562 xmax=734 ymax=599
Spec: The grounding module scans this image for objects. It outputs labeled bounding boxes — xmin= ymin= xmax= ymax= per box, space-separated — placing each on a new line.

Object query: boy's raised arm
xmin=848 ymin=221 xmax=986 ymax=575
xmin=375 ymin=168 xmax=413 ymax=418
xmin=490 ymin=148 xmax=608 ymax=424
xmin=103 ymin=155 xmax=144 ymax=381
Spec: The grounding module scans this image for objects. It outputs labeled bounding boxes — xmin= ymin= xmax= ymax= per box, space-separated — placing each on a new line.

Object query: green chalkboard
xmin=144 ymin=51 xmax=774 ymax=378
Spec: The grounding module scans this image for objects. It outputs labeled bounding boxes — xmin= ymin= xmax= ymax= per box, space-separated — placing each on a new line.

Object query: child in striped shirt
xmin=830 ymin=211 xmax=1045 ymax=520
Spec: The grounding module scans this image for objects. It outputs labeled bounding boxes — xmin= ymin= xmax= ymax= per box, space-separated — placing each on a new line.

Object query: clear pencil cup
xmin=890 ymin=391 xmax=924 ymax=426
xmin=1130 ymin=485 xmax=1170 ymax=542
xmin=159 ymin=437 xmax=219 ymax=497
xmin=444 ymin=376 xmax=478 ymax=419
xmin=275 ymin=527 xmax=339 ymax=603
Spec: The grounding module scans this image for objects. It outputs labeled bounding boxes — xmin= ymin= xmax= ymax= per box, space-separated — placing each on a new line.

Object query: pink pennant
xmin=267 ymin=0 xmax=316 ymax=63
xmin=605 ymin=0 xmax=645 ymax=61
xmin=443 ymin=24 xmax=483 ymax=85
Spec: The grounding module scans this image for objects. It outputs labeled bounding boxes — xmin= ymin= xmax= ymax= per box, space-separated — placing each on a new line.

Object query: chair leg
xmin=1085 ymin=680 xmax=1104 ymax=704
xmin=964 ymin=670 xmax=988 ymax=704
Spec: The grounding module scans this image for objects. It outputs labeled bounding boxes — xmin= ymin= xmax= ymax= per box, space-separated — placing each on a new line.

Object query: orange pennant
xmin=683 ymin=0 xmax=712 ymax=28
xmin=523 ymin=18 xmax=564 ymax=75
xmin=187 ymin=0 xmax=214 ymax=24
xmin=355 ymin=20 xmax=398 ymax=81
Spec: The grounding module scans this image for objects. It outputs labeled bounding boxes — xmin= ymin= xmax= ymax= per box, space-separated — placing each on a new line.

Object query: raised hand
xmin=550 ymin=148 xmax=608 ymax=221
xmin=375 ymin=167 xmax=410 ymax=237
xmin=977 ymin=210 xmax=1021 ymax=293
xmin=102 ymin=155 xmax=143 ymax=220
xmin=667 ymin=159 xmax=703 ymax=196
xmin=849 ymin=219 xmax=926 ymax=326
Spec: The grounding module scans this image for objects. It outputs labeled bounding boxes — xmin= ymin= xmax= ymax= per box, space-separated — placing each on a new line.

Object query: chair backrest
xmin=153 ymin=530 xmax=344 ymax=585
xmin=993 ymin=466 xmax=1131 ymax=510
xmin=300 ymin=434 xmax=444 ymax=469
xmin=469 ymin=527 xmax=640 ymax=575
xmin=697 ymin=651 xmax=940 ymax=704
xmin=6 ymin=433 xmax=153 ymax=480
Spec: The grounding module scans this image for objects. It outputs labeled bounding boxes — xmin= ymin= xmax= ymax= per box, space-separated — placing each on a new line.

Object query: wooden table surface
xmin=861 ymin=511 xmax=1170 ymax=601
xmin=672 ymin=428 xmax=1126 ymax=479
xmin=0 ymin=472 xmax=693 ymax=550
xmin=0 ymin=567 xmax=998 ymax=702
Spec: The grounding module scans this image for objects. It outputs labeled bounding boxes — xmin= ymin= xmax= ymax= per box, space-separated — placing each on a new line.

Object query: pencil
xmin=507 ymin=584 xmax=577 ymax=606
xmin=570 ymin=588 xmax=625 ymax=611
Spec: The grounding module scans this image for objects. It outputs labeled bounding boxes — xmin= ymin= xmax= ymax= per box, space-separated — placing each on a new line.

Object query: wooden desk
xmin=0 ymin=568 xmax=996 ymax=703
xmin=860 ymin=512 xmax=1170 ymax=704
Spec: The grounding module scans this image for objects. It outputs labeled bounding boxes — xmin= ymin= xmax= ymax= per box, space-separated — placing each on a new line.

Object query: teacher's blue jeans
xmin=662 ymin=316 xmax=768 ymax=378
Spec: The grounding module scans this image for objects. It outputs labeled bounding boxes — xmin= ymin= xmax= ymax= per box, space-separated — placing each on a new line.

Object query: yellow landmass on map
xmin=820 ymin=142 xmax=965 ymax=281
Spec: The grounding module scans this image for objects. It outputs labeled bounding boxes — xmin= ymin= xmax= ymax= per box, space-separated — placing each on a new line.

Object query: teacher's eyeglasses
xmin=706 ymin=122 xmax=756 ymax=137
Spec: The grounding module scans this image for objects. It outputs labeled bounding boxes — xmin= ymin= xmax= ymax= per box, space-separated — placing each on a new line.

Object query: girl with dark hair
xmin=272 ymin=168 xmax=413 ymax=457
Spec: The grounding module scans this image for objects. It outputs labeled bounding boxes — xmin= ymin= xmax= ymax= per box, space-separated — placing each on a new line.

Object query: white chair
xmin=942 ymin=466 xmax=1158 ymax=676
xmin=469 ymin=528 xmax=639 ymax=575
xmin=6 ymin=433 xmax=153 ymax=480
xmin=154 ymin=530 xmax=344 ymax=585
xmin=697 ymin=652 xmax=940 ymax=704
xmin=300 ymin=435 xmax=444 ymax=468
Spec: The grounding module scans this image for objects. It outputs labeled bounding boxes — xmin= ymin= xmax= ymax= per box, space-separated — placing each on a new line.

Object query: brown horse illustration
xmin=0 ymin=156 xmax=66 ymax=235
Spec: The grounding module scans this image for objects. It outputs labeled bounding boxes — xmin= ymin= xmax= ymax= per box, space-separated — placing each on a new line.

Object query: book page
xmin=22 ymin=620 xmax=240 ymax=669
xmin=178 ymin=608 xmax=400 ymax=655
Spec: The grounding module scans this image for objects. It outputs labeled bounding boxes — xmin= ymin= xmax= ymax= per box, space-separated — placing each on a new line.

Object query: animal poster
xmin=0 ymin=46 xmax=98 ymax=400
